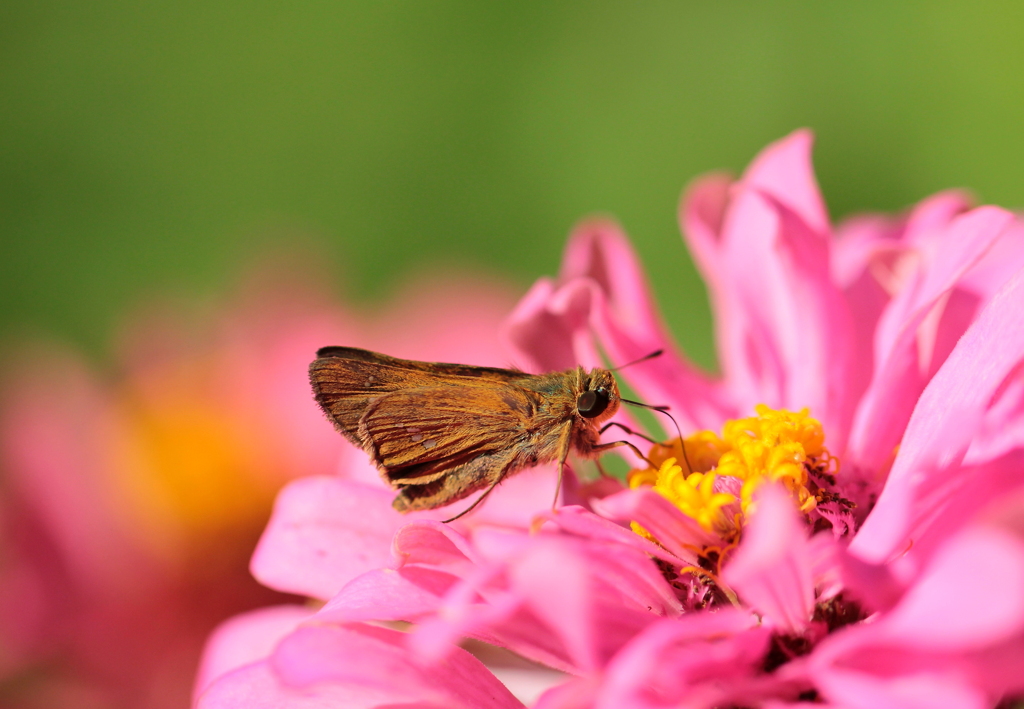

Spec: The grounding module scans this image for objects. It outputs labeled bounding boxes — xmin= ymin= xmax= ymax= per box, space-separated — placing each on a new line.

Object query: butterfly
xmin=309 ymin=346 xmax=663 ymax=520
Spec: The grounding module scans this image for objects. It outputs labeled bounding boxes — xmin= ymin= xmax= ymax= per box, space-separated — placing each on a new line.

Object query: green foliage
xmin=2 ymin=1 xmax=1023 ymax=368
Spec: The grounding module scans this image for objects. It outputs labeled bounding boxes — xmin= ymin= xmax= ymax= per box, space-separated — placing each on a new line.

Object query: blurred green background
xmin=3 ymin=0 xmax=1023 ymax=370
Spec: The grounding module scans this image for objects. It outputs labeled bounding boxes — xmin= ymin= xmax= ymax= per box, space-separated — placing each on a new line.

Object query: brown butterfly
xmin=309 ymin=346 xmax=662 ymax=520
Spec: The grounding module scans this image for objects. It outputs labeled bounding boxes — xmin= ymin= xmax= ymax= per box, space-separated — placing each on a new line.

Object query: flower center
xmin=109 ymin=385 xmax=282 ymax=563
xmin=629 ymin=405 xmax=839 ymax=541
xmin=627 ymin=405 xmax=855 ymax=616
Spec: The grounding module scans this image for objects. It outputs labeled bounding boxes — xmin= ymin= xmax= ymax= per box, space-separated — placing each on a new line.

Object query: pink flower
xmin=0 ymin=261 xmax=517 ymax=709
xmin=195 ymin=132 xmax=1024 ymax=708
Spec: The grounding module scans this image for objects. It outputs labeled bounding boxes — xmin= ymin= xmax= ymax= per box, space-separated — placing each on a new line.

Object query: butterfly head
xmin=576 ymin=369 xmax=620 ymax=424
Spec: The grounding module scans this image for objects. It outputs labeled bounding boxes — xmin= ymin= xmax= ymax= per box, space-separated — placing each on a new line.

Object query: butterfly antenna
xmin=621 ymin=398 xmax=694 ymax=474
xmin=609 ymin=349 xmax=663 ymax=372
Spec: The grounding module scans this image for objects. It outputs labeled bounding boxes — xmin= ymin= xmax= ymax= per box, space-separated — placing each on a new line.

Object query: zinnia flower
xmin=194 ymin=131 xmax=1024 ymax=709
xmin=0 ymin=261 xmax=516 ymax=709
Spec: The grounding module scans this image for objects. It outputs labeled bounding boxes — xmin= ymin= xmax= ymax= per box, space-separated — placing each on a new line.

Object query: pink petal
xmin=592 ymin=488 xmax=716 ymax=563
xmin=722 ymin=485 xmax=815 ymax=634
xmin=814 ymin=665 xmax=989 ymax=709
xmin=196 ymin=663 xmax=368 ymax=709
xmin=805 ymin=532 xmax=846 ymax=602
xmin=852 ymin=264 xmax=1024 ymax=563
xmin=596 ymin=610 xmax=770 ymax=709
xmin=250 ymin=477 xmax=404 ymax=600
xmin=722 ymin=189 xmax=850 ymax=426
xmin=679 ymin=172 xmax=733 ymax=275
xmin=900 ymin=190 xmax=974 ymax=244
xmin=711 ymin=189 xmax=790 ymax=407
xmin=272 ymin=623 xmax=524 ymax=709
xmin=211 ymin=292 xmax=357 ymax=486
xmin=391 ymin=519 xmax=480 ymax=570
xmin=812 ymin=522 xmax=1024 ymax=706
xmin=503 ymin=277 xmax=599 ymax=374
xmin=832 ymin=249 xmax=894 ymax=428
xmin=193 ymin=605 xmax=313 ymax=701
xmin=970 ymin=364 xmax=1024 ymax=463
xmin=564 ymin=223 xmax=732 ymax=430
xmin=522 ymin=540 xmax=676 ymax=656
xmin=767 ymin=197 xmax=856 ymax=446
xmin=412 ymin=530 xmax=674 ymax=674
xmin=509 ymin=542 xmax=597 ymax=672
xmin=845 ymin=206 xmax=1014 ymax=479
xmin=968 ymin=633 xmax=1024 ymax=696
xmin=875 ymin=206 xmax=1010 ymax=366
xmin=830 ymin=194 xmax=975 ymax=429
xmin=960 ymin=218 xmax=1024 ymax=306
xmin=832 ymin=213 xmax=900 ymax=288
xmin=471 ymin=526 xmax=682 ymax=620
xmin=837 ymin=546 xmax=906 ymax=614
xmin=889 ymin=450 xmax=1024 ymax=568
xmin=315 ymin=566 xmax=459 ymax=623
xmin=558 ymin=221 xmax=668 ymax=344
xmin=503 ymin=222 xmax=732 ymax=432
xmin=0 ymin=519 xmax=50 ymax=673
xmin=878 ymin=526 xmax=1024 ymax=650
xmin=0 ymin=350 xmax=155 ymax=597
xmin=532 ymin=677 xmax=598 ymax=709
xmin=679 ymin=173 xmax=745 ymax=402
xmin=332 ymin=436 xmax=389 ymax=486
xmin=410 ymin=565 xmax=528 ymax=666
xmin=681 ymin=139 xmax=856 ymax=442
xmin=537 ymin=504 xmax=685 ymax=567
xmin=742 ymin=129 xmax=830 ymax=238
xmin=196 ymin=659 xmax=429 ymax=709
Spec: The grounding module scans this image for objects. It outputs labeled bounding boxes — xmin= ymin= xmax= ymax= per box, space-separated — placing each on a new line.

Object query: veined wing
xmin=314 ymin=346 xmax=531 ymax=380
xmin=391 ymin=447 xmax=518 ymax=512
xmin=358 ymin=383 xmax=538 ymax=483
xmin=309 ymin=347 xmax=531 ymax=445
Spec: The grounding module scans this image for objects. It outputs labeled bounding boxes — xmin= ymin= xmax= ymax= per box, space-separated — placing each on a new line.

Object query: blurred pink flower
xmin=0 ymin=260 xmax=518 ymax=709
xmin=195 ymin=132 xmax=1024 ymax=708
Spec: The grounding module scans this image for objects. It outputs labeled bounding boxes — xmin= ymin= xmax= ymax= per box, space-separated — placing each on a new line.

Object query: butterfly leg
xmin=551 ymin=422 xmax=575 ymax=512
xmin=600 ymin=422 xmax=693 ymax=474
xmin=599 ymin=421 xmax=660 ymax=445
xmin=393 ymin=449 xmax=516 ymax=519
xmin=441 ymin=468 xmax=512 ymax=523
xmin=591 ymin=439 xmax=656 ymax=469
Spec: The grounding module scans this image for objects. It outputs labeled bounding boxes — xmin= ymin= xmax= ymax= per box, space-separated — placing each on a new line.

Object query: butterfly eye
xmin=577 ymin=388 xmax=610 ymax=419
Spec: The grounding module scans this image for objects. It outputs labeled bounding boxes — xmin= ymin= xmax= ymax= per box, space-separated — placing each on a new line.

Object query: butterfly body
xmin=309 ymin=346 xmax=620 ymax=513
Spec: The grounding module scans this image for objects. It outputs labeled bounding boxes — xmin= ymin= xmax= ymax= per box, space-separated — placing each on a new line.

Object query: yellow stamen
xmin=629 ymin=457 xmax=737 ymax=534
xmin=629 ymin=405 xmax=835 ymax=542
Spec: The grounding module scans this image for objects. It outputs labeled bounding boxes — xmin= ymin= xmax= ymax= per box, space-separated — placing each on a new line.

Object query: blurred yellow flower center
xmin=629 ymin=405 xmax=834 ymax=540
xmin=108 ymin=375 xmax=281 ymax=564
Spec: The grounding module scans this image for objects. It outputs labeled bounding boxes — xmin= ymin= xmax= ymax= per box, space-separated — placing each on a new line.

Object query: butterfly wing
xmin=390 ymin=447 xmax=519 ymax=512
xmin=314 ymin=346 xmax=532 ymax=380
xmin=309 ymin=347 xmax=531 ymax=445
xmin=358 ymin=383 xmax=538 ymax=484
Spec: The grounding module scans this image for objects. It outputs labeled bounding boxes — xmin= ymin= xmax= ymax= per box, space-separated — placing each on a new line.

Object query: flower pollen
xmin=629 ymin=457 xmax=737 ymax=534
xmin=629 ymin=405 xmax=837 ymax=542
